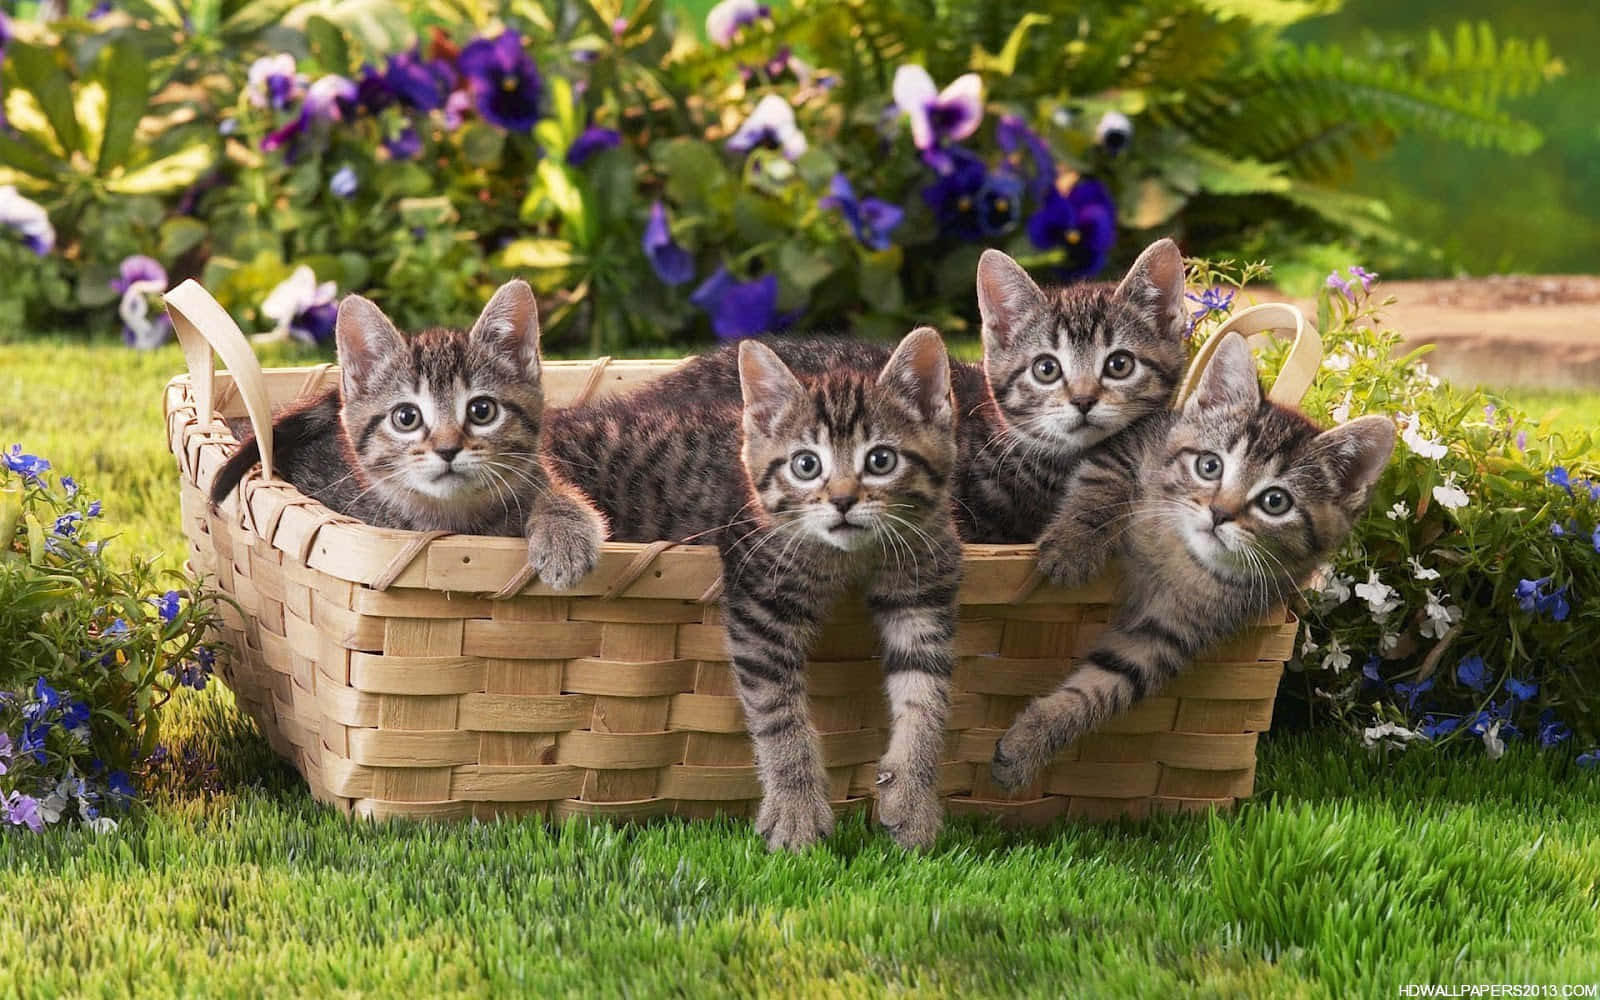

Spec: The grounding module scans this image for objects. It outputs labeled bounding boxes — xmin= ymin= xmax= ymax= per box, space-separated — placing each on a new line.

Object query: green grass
xmin=4 ymin=337 xmax=1600 ymax=996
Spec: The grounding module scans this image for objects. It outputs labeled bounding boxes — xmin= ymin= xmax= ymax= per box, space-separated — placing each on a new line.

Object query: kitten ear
xmin=468 ymin=279 xmax=542 ymax=379
xmin=335 ymin=294 xmax=404 ymax=398
xmin=1114 ymin=237 xmax=1188 ymax=341
xmin=976 ymin=249 xmax=1046 ymax=354
xmin=1184 ymin=331 xmax=1260 ymax=415
xmin=1316 ymin=414 xmax=1397 ymax=514
xmin=879 ymin=326 xmax=953 ymax=427
xmin=738 ymin=339 xmax=805 ymax=435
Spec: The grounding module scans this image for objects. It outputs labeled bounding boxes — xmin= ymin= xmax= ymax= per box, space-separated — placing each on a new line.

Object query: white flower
xmin=1482 ymin=720 xmax=1505 ymax=761
xmin=259 ymin=266 xmax=337 ymax=345
xmin=245 ymin=54 xmax=303 ymax=109
xmin=1363 ymin=722 xmax=1422 ymax=751
xmin=726 ymin=94 xmax=807 ymax=160
xmin=1432 ymin=472 xmax=1469 ymax=511
xmin=38 ymin=781 xmax=71 ymax=825
xmin=1387 ymin=501 xmax=1411 ymax=521
xmin=1353 ymin=570 xmax=1400 ymax=621
xmin=1321 ymin=636 xmax=1351 ymax=674
xmin=87 ymin=816 xmax=119 ymax=835
xmin=1323 ymin=351 xmax=1354 ymax=372
xmin=1330 ymin=393 xmax=1353 ymax=424
xmin=1378 ymin=631 xmax=1400 ymax=653
xmin=119 ymin=279 xmax=171 ymax=349
xmin=706 ymin=0 xmax=767 ymax=47
xmin=1314 ymin=566 xmax=1353 ymax=606
xmin=1419 ymin=589 xmax=1461 ymax=639
xmin=0 ymin=185 xmax=56 ymax=255
xmin=1300 ymin=630 xmax=1319 ymax=658
xmin=1399 ymin=412 xmax=1449 ymax=460
xmin=1408 ymin=556 xmax=1440 ymax=581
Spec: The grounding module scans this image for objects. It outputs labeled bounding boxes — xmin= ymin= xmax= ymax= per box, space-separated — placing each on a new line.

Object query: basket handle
xmin=1173 ymin=302 xmax=1323 ymax=410
xmin=165 ymin=279 xmax=275 ymax=481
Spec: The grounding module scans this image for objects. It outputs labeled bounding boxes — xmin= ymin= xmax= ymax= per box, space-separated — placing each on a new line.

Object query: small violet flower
xmin=260 ymin=266 xmax=338 ymax=346
xmin=690 ymin=267 xmax=779 ymax=340
xmin=384 ymin=50 xmax=454 ymax=113
xmin=1325 ymin=270 xmax=1352 ymax=300
xmin=642 ymin=202 xmax=694 ymax=287
xmin=112 ymin=255 xmax=172 ymax=349
xmin=726 ymin=94 xmax=807 ymax=160
xmin=996 ymin=114 xmax=1056 ymax=197
xmin=1538 ymin=711 xmax=1571 ymax=748
xmin=458 ymin=31 xmax=544 ymax=133
xmin=2 ymin=445 xmax=50 ymax=482
xmin=246 ymin=54 xmax=302 ymax=110
xmin=384 ymin=126 xmax=423 ymax=161
xmin=892 ymin=65 xmax=983 ymax=160
xmin=1186 ymin=287 xmax=1235 ymax=323
xmin=566 ymin=125 xmax=621 ymax=166
xmin=1548 ymin=467 xmax=1573 ymax=495
xmin=819 ymin=174 xmax=904 ymax=252
xmin=1505 ymin=677 xmax=1538 ymax=702
xmin=154 ymin=590 xmax=181 ymax=624
xmin=329 ymin=166 xmax=359 ymax=199
xmin=1455 ymin=654 xmax=1489 ymax=693
xmin=1349 ymin=265 xmax=1378 ymax=291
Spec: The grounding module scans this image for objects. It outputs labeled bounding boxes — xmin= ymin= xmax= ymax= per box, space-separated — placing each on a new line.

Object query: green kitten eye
xmin=864 ymin=445 xmax=898 ymax=476
xmin=1257 ymin=487 xmax=1294 ymax=515
xmin=466 ymin=397 xmax=499 ymax=426
xmin=1194 ymin=452 xmax=1223 ymax=481
xmin=1102 ymin=350 xmax=1136 ymax=379
xmin=1030 ymin=355 xmax=1062 ymax=383
xmin=390 ymin=404 xmax=422 ymax=432
xmin=790 ymin=450 xmax=822 ymax=481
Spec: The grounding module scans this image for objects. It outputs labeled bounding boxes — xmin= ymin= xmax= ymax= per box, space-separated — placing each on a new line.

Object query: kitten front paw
xmin=755 ymin=786 xmax=835 ymax=852
xmin=525 ymin=510 xmax=603 ymax=591
xmin=1036 ymin=522 xmax=1103 ymax=590
xmin=874 ymin=768 xmax=943 ymax=851
xmin=990 ymin=709 xmax=1056 ymax=792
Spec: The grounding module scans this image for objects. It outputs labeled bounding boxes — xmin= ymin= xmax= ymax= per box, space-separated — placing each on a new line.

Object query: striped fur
xmin=211 ymin=281 xmax=604 ymax=589
xmin=991 ymin=333 xmax=1396 ymax=789
xmin=545 ymin=329 xmax=962 ymax=851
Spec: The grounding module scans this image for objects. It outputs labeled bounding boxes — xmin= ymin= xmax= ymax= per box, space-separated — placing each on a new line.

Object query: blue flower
xmin=706 ymin=0 xmax=770 ymax=47
xmin=385 ymin=50 xmax=454 ymax=112
xmin=86 ymin=500 xmax=102 ymax=518
xmin=61 ymin=700 xmax=90 ymax=732
xmin=1515 ymin=577 xmax=1550 ymax=612
xmin=921 ymin=148 xmax=988 ymax=239
xmin=1505 ymin=677 xmax=1538 ymax=702
xmin=32 ymin=678 xmax=60 ymax=711
xmin=1186 ymin=287 xmax=1235 ymax=323
xmin=329 ymin=166 xmax=359 ymax=199
xmin=1325 ymin=270 xmax=1352 ymax=301
xmin=566 ymin=125 xmax=621 ymax=166
xmin=996 ymin=114 xmax=1055 ymax=197
xmin=154 ymin=590 xmax=181 ymax=624
xmin=642 ymin=202 xmax=694 ymax=286
xmin=690 ymin=268 xmax=779 ymax=340
xmin=1552 ymin=522 xmax=1567 ymax=537
xmin=51 ymin=512 xmax=81 ymax=538
xmin=1455 ymin=654 xmax=1489 ymax=693
xmin=1419 ymin=715 xmax=1461 ymax=740
xmin=1538 ymin=586 xmax=1570 ymax=623
xmin=1361 ymin=656 xmax=1383 ymax=687
xmin=1393 ymin=676 xmax=1433 ymax=711
xmin=60 ymin=475 xmax=77 ymax=498
xmin=19 ymin=721 xmax=49 ymax=765
xmin=820 ymin=174 xmax=904 ymax=252
xmin=1026 ymin=177 xmax=1117 ymax=279
xmin=1538 ymin=711 xmax=1571 ymax=748
xmin=726 ymin=95 xmax=807 ymax=160
xmin=384 ymin=126 xmax=422 ymax=161
xmin=107 ymin=770 xmax=134 ymax=799
xmin=458 ymin=31 xmax=544 ymax=133
xmin=1547 ymin=467 xmax=1572 ymax=494
xmin=2 ymin=445 xmax=50 ymax=482
xmin=1578 ymin=751 xmax=1600 ymax=769
xmin=1593 ymin=524 xmax=1600 ymax=555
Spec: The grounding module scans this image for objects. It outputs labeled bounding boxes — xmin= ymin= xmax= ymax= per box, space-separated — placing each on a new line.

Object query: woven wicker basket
xmin=162 ymin=281 xmax=1321 ymax=825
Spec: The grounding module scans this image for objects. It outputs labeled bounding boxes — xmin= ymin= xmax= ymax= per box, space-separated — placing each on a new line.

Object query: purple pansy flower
xmin=690 ymin=268 xmax=779 ymax=340
xmin=246 ymin=54 xmax=301 ymax=110
xmin=305 ymin=74 xmax=359 ymax=122
xmin=2 ymin=445 xmax=50 ymax=481
xmin=384 ymin=126 xmax=422 ymax=161
xmin=706 ymin=0 xmax=770 ymax=46
xmin=726 ymin=95 xmax=807 ymax=160
xmin=354 ymin=64 xmax=397 ymax=114
xmin=0 ymin=185 xmax=55 ymax=256
xmin=385 ymin=50 xmax=454 ymax=112
xmin=112 ymin=255 xmax=172 ymax=349
xmin=458 ymin=32 xmax=544 ymax=133
xmin=6 ymin=792 xmax=43 ymax=833
xmin=922 ymin=149 xmax=1021 ymax=240
xmin=1027 ymin=177 xmax=1117 ymax=279
xmin=996 ymin=114 xmax=1055 ymax=197
xmin=893 ymin=65 xmax=983 ymax=156
xmin=820 ymin=174 xmax=904 ymax=252
xmin=642 ymin=202 xmax=694 ymax=286
xmin=1455 ymin=654 xmax=1489 ymax=693
xmin=261 ymin=267 xmax=338 ymax=346
xmin=566 ymin=125 xmax=621 ymax=166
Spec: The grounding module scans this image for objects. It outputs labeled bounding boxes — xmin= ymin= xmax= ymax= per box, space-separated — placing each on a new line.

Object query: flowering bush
xmin=0 ymin=0 xmax=1564 ymax=349
xmin=1 ymin=447 xmax=223 ymax=833
xmin=1197 ymin=276 xmax=1600 ymax=760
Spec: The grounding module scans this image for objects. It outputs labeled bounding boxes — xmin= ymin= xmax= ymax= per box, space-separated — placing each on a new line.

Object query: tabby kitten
xmin=990 ymin=332 xmax=1395 ymax=789
xmin=543 ymin=329 xmax=961 ymax=852
xmin=211 ymin=281 xmax=605 ymax=589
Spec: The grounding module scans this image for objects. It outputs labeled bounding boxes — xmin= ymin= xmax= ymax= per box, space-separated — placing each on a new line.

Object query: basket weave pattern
xmin=163 ymin=283 xmax=1308 ymax=825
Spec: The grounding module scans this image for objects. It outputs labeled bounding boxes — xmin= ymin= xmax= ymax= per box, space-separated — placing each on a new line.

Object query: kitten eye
xmin=1193 ymin=452 xmax=1224 ymax=481
xmin=1102 ymin=350 xmax=1136 ymax=379
xmin=1030 ymin=355 xmax=1062 ymax=383
xmin=790 ymin=450 xmax=822 ymax=481
xmin=390 ymin=404 xmax=422 ymax=432
xmin=1257 ymin=487 xmax=1294 ymax=516
xmin=864 ymin=445 xmax=898 ymax=476
xmin=466 ymin=397 xmax=499 ymax=426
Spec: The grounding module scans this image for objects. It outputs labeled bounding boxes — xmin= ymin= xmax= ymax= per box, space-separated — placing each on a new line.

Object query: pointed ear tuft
xmin=1185 ymin=332 xmax=1260 ymax=415
xmin=738 ymin=340 xmax=805 ymax=435
xmin=879 ymin=326 xmax=953 ymax=426
xmin=976 ymin=249 xmax=1046 ymax=354
xmin=469 ymin=279 xmax=541 ymax=379
xmin=1114 ymin=237 xmax=1188 ymax=341
xmin=1318 ymin=414 xmax=1397 ymax=515
xmin=336 ymin=295 xmax=404 ymax=398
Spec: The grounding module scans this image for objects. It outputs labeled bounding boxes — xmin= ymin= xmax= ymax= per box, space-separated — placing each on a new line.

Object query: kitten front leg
xmin=1035 ymin=458 xmax=1137 ymax=589
xmin=722 ymin=564 xmax=835 ymax=852
xmin=870 ymin=600 xmax=956 ymax=851
xmin=524 ymin=477 xmax=606 ymax=591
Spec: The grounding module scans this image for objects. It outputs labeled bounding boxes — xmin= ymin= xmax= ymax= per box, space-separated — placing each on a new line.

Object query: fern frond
xmin=1418 ymin=21 xmax=1565 ymax=104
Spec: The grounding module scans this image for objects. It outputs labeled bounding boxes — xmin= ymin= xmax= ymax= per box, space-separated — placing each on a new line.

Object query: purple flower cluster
xmin=1326 ymin=265 xmax=1378 ymax=301
xmin=2 ymin=445 xmax=50 ymax=483
xmin=1514 ymin=576 xmax=1570 ymax=622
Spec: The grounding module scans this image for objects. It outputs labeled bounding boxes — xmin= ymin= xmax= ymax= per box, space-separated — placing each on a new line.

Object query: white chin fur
xmin=1182 ymin=519 xmax=1249 ymax=578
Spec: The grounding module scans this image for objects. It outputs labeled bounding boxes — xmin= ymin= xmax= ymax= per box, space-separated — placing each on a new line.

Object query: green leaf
xmin=97 ymin=37 xmax=148 ymax=175
xmin=305 ymin=16 xmax=352 ymax=75
xmin=794 ymin=149 xmax=838 ymax=189
xmin=106 ymin=143 xmax=217 ymax=195
xmin=777 ymin=243 xmax=833 ymax=294
xmin=460 ymin=124 xmax=506 ymax=169
xmin=496 ymin=238 xmax=580 ymax=270
xmin=859 ymin=246 xmax=905 ymax=314
xmin=5 ymin=43 xmax=84 ymax=156
xmin=970 ymin=13 xmax=1051 ymax=76
xmin=0 ymin=132 xmax=66 ymax=181
xmin=159 ymin=217 xmax=208 ymax=260
xmin=218 ymin=0 xmax=304 ymax=37
xmin=534 ymin=158 xmax=585 ymax=227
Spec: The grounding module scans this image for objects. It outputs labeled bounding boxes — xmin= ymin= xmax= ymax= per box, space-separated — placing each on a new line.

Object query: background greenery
xmin=1293 ymin=0 xmax=1599 ymax=277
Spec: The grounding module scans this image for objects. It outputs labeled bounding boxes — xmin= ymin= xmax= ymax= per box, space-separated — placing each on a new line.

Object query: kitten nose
xmin=434 ymin=446 xmax=462 ymax=464
xmin=831 ymin=496 xmax=857 ymax=516
xmin=1068 ymin=394 xmax=1098 ymax=414
xmin=1210 ymin=505 xmax=1235 ymax=527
